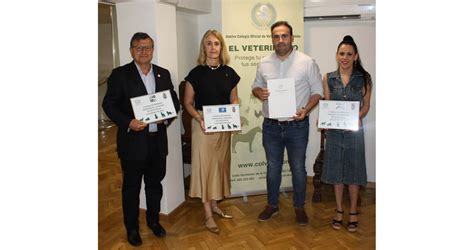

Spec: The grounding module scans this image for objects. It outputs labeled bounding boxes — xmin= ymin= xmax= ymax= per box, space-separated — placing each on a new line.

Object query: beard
xmin=275 ymin=43 xmax=292 ymax=57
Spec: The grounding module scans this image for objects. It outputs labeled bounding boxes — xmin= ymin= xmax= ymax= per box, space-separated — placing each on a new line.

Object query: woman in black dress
xmin=183 ymin=30 xmax=240 ymax=234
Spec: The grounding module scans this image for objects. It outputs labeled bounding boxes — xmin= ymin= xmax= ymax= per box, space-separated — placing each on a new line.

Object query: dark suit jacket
xmin=102 ymin=61 xmax=180 ymax=161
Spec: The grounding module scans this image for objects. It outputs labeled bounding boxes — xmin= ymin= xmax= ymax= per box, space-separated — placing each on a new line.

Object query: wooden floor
xmin=99 ymin=126 xmax=375 ymax=249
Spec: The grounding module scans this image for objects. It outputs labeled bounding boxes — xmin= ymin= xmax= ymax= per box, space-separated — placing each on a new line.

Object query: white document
xmin=267 ymin=78 xmax=296 ymax=119
xmin=203 ymin=104 xmax=241 ymax=132
xmin=318 ymin=100 xmax=360 ymax=131
xmin=130 ymin=90 xmax=177 ymax=124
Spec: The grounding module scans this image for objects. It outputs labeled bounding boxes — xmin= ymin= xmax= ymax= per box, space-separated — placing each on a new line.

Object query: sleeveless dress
xmin=321 ymin=70 xmax=368 ymax=185
xmin=185 ymin=65 xmax=240 ymax=201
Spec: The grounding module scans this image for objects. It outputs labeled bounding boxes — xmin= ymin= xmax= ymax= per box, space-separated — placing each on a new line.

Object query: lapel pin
xmin=157 ymin=74 xmax=161 ymax=78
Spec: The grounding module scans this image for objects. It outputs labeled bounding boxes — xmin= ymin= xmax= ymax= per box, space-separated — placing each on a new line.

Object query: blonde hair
xmin=197 ymin=30 xmax=230 ymax=65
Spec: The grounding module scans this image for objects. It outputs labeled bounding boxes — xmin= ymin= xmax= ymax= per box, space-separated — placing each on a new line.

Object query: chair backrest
xmin=179 ymin=81 xmax=192 ymax=143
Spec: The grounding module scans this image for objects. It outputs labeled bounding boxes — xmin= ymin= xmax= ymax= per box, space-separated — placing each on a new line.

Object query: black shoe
xmin=126 ymin=229 xmax=142 ymax=246
xmin=295 ymin=207 xmax=309 ymax=225
xmin=332 ymin=209 xmax=344 ymax=230
xmin=347 ymin=212 xmax=359 ymax=232
xmin=258 ymin=205 xmax=279 ymax=221
xmin=148 ymin=223 xmax=166 ymax=237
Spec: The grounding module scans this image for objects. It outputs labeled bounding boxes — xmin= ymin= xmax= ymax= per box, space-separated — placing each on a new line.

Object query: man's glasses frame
xmin=132 ymin=45 xmax=154 ymax=52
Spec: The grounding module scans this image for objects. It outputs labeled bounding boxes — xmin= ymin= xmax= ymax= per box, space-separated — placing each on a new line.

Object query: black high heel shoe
xmin=332 ymin=209 xmax=344 ymax=230
xmin=347 ymin=212 xmax=359 ymax=232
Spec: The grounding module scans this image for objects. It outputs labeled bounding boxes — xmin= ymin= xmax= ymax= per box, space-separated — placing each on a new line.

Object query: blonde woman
xmin=183 ymin=30 xmax=240 ymax=234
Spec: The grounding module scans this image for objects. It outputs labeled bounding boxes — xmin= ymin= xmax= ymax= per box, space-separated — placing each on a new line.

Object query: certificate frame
xmin=318 ymin=100 xmax=360 ymax=131
xmin=203 ymin=104 xmax=241 ymax=132
xmin=130 ymin=90 xmax=177 ymax=124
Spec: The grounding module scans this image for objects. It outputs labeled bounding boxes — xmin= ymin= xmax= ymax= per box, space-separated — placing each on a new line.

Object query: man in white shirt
xmin=252 ymin=21 xmax=323 ymax=225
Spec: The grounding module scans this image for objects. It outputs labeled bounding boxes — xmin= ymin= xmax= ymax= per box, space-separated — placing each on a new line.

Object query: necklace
xmin=206 ymin=64 xmax=221 ymax=70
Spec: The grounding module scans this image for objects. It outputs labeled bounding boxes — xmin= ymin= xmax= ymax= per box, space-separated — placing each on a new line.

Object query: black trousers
xmin=120 ymin=136 xmax=166 ymax=231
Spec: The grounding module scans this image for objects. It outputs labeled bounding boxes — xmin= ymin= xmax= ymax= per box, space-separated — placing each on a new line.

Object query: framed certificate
xmin=318 ymin=100 xmax=360 ymax=131
xmin=267 ymin=78 xmax=296 ymax=119
xmin=130 ymin=90 xmax=177 ymax=124
xmin=203 ymin=104 xmax=241 ymax=132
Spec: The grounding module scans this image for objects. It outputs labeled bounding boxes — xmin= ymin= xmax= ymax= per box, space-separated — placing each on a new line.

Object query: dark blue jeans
xmin=262 ymin=118 xmax=309 ymax=208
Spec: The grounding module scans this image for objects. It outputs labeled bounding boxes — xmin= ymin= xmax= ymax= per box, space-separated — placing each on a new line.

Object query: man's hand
xmin=253 ymin=87 xmax=270 ymax=101
xmin=293 ymin=107 xmax=307 ymax=121
xmin=129 ymin=119 xmax=147 ymax=131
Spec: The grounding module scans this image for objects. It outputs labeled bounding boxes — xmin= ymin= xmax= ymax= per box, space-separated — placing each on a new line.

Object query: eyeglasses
xmin=132 ymin=45 xmax=153 ymax=52
xmin=272 ymin=34 xmax=290 ymax=40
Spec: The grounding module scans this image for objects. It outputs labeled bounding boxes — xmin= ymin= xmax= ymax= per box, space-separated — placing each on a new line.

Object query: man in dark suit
xmin=102 ymin=32 xmax=180 ymax=246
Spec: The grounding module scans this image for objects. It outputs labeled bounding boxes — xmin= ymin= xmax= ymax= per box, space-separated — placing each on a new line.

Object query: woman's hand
xmin=199 ymin=118 xmax=206 ymax=132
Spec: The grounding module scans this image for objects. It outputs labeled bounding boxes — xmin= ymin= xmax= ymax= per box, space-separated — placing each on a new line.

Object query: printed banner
xmin=222 ymin=0 xmax=304 ymax=196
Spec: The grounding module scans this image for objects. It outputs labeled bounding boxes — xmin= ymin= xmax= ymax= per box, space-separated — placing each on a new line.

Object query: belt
xmin=148 ymin=131 xmax=159 ymax=136
xmin=265 ymin=117 xmax=307 ymax=126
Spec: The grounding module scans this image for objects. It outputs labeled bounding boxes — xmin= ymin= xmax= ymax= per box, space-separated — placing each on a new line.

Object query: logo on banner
xmin=251 ymin=3 xmax=277 ymax=30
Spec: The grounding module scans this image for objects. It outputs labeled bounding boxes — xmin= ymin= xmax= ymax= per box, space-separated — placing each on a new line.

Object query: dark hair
xmin=271 ymin=21 xmax=293 ymax=36
xmin=337 ymin=35 xmax=372 ymax=95
xmin=130 ymin=32 xmax=154 ymax=48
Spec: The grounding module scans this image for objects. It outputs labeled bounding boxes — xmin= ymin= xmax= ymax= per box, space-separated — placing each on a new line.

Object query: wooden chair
xmin=179 ymin=81 xmax=192 ymax=164
xmin=312 ymin=129 xmax=325 ymax=202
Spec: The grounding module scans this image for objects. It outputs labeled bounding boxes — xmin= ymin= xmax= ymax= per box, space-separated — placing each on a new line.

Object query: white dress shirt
xmin=135 ymin=62 xmax=157 ymax=132
xmin=252 ymin=50 xmax=323 ymax=121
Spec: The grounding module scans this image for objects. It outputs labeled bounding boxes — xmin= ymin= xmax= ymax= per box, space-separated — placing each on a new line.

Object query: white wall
xmin=176 ymin=11 xmax=199 ymax=84
xmin=304 ymin=19 xmax=376 ymax=182
xmin=176 ymin=0 xmax=212 ymax=14
xmin=176 ymin=10 xmax=199 ymax=178
xmin=155 ymin=2 xmax=186 ymax=214
xmin=115 ymin=2 xmax=157 ymax=65
xmin=197 ymin=0 xmax=222 ymax=35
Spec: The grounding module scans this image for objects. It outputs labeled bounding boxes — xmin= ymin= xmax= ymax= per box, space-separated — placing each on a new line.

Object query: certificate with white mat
xmin=130 ymin=90 xmax=177 ymax=124
xmin=203 ymin=104 xmax=241 ymax=132
xmin=318 ymin=100 xmax=359 ymax=131
xmin=267 ymin=78 xmax=296 ymax=119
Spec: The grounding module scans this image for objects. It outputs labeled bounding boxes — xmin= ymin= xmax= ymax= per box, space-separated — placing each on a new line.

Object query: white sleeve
xmin=308 ymin=59 xmax=323 ymax=97
xmin=252 ymin=62 xmax=265 ymax=90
